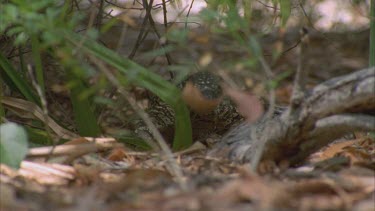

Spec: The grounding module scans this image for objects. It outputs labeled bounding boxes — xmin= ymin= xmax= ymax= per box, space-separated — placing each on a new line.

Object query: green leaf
xmin=280 ymin=0 xmax=291 ymax=26
xmin=3 ymin=4 xmax=19 ymax=22
xmin=67 ymin=73 xmax=101 ymax=136
xmin=0 ymin=122 xmax=28 ymax=169
xmin=6 ymin=26 xmax=24 ymax=36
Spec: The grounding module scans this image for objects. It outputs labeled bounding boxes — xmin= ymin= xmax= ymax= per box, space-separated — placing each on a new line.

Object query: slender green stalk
xmin=30 ymin=35 xmax=45 ymax=93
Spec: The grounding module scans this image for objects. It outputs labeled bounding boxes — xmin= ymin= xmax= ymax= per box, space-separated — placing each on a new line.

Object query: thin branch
xmin=27 ymin=142 xmax=122 ymax=157
xmin=250 ymin=54 xmax=275 ymax=170
xmin=87 ymin=55 xmax=188 ymax=191
xmin=27 ymin=65 xmax=58 ymax=161
xmin=288 ymin=27 xmax=309 ymax=116
xmin=128 ymin=0 xmax=154 ymax=59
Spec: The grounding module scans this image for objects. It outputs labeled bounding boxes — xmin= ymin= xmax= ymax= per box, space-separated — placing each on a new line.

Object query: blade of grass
xmin=30 ymin=35 xmax=45 ymax=93
xmin=280 ymin=0 xmax=291 ymax=27
xmin=56 ymin=48 xmax=101 ymax=137
xmin=0 ymin=53 xmax=40 ymax=104
xmin=67 ymin=70 xmax=101 ymax=136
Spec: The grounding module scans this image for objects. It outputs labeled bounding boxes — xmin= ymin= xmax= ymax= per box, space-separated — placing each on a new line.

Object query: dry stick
xmin=21 ymin=161 xmax=75 ymax=179
xmin=258 ymin=56 xmax=276 ymax=120
xmin=144 ymin=1 xmax=174 ymax=74
xmin=250 ymin=29 xmax=306 ymax=166
xmin=298 ymin=2 xmax=338 ymax=48
xmin=161 ymin=0 xmax=168 ymax=29
xmin=268 ymin=68 xmax=375 ymax=163
xmin=185 ymin=0 xmax=195 ymax=30
xmin=128 ymin=0 xmax=154 ymax=59
xmin=95 ymin=0 xmax=105 ymax=28
xmin=88 ymin=56 xmax=188 ymax=191
xmin=250 ymin=55 xmax=275 ymax=171
xmin=27 ymin=65 xmax=58 ymax=161
xmin=27 ymin=142 xmax=123 ymax=157
xmin=312 ymin=114 xmax=375 ymax=136
xmin=288 ymin=28 xmax=308 ymax=116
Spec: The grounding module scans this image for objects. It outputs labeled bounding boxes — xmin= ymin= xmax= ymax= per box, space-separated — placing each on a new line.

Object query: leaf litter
xmin=1 ymin=127 xmax=374 ymax=211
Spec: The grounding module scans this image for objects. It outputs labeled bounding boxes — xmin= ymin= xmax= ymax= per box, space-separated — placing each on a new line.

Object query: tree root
xmin=209 ymin=67 xmax=375 ymax=166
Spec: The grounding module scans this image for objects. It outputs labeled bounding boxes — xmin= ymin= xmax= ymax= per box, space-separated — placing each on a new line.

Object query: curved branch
xmin=209 ymin=68 xmax=375 ymax=165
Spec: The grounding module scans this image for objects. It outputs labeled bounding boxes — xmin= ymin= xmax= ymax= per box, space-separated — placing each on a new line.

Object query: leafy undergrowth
xmin=0 ymin=135 xmax=374 ymax=210
xmin=1 ymin=1 xmax=374 ymax=210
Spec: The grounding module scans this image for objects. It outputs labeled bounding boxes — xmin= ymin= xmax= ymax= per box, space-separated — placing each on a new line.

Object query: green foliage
xmin=0 ymin=0 xmax=100 ymax=138
xmin=0 ymin=53 xmax=40 ymax=104
xmin=62 ymin=31 xmax=192 ymax=149
xmin=279 ymin=0 xmax=291 ymax=27
xmin=0 ymin=122 xmax=28 ymax=169
xmin=0 ymin=0 xmax=83 ymax=46
xmin=0 ymin=0 xmax=192 ymax=149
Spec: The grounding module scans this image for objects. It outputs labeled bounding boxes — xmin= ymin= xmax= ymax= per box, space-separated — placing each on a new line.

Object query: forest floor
xmin=1 ymin=24 xmax=374 ymax=211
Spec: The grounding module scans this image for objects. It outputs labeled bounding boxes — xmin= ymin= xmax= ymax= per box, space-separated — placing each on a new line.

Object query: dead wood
xmin=209 ymin=67 xmax=375 ymax=165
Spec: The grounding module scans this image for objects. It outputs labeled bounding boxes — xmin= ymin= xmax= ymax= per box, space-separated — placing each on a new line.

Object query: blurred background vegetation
xmin=0 ymin=0 xmax=373 ymax=167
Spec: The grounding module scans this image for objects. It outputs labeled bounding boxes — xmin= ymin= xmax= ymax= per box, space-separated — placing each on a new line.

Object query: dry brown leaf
xmin=223 ymin=86 xmax=264 ymax=123
xmin=106 ymin=147 xmax=128 ymax=161
xmin=339 ymin=138 xmax=375 ymax=165
xmin=318 ymin=140 xmax=357 ymax=161
xmin=1 ymin=96 xmax=78 ymax=139
xmin=314 ymin=138 xmax=374 ymax=166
